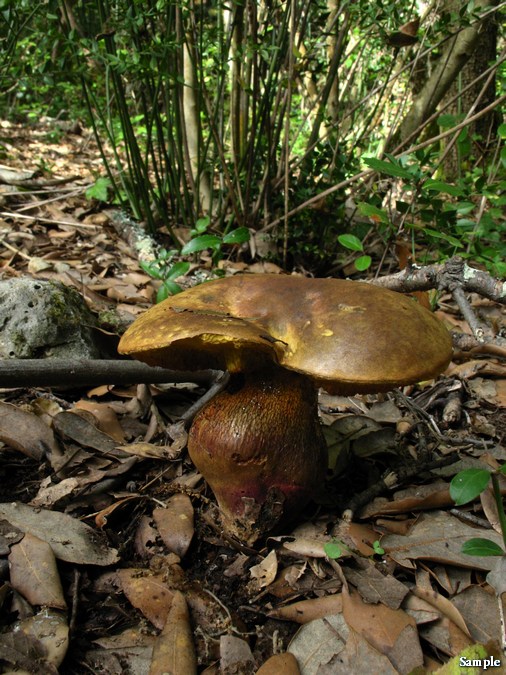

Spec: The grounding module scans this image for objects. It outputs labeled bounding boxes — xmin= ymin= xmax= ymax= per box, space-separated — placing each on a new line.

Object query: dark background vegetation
xmin=1 ymin=0 xmax=504 ymax=286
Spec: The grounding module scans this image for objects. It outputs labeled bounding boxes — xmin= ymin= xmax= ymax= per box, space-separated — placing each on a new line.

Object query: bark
xmin=372 ymin=256 xmax=505 ymax=304
xmin=182 ymin=40 xmax=212 ymax=213
xmin=394 ymin=0 xmax=497 ymax=144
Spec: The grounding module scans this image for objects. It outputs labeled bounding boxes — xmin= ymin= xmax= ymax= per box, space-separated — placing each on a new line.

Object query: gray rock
xmin=0 ymin=278 xmax=101 ymax=359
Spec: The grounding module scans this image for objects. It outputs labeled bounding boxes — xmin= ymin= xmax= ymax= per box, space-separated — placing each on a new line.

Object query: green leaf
xmin=139 ymin=260 xmax=163 ymax=280
xmin=437 ymin=114 xmax=458 ymax=128
xmin=324 ymin=540 xmax=347 ymax=559
xmin=156 ymin=280 xmax=183 ymax=303
xmin=195 ymin=216 xmax=211 ymax=234
xmin=338 ymin=234 xmax=363 ymax=252
xmin=499 ymin=464 xmax=506 ymax=475
xmin=498 ymin=123 xmax=506 ymax=139
xmin=423 ymin=180 xmax=464 ymax=197
xmin=364 ymin=157 xmax=412 ymax=180
xmin=357 ymin=202 xmax=389 ymax=223
xmin=450 ymin=468 xmax=491 ymax=505
xmin=222 ymin=227 xmax=250 ymax=245
xmin=372 ymin=540 xmax=385 ymax=556
xmin=461 ymin=538 xmax=504 ymax=557
xmin=85 ymin=177 xmax=111 ymax=202
xmin=181 ymin=234 xmax=222 ymax=255
xmin=355 ymin=255 xmax=372 ymax=271
xmin=423 ymin=228 xmax=464 ymax=248
xmin=165 ymin=261 xmax=190 ymax=281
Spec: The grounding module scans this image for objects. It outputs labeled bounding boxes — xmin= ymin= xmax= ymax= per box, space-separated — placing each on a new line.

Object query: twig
xmin=0 ymin=210 xmax=100 ymax=230
xmin=371 ymin=256 xmax=505 ymax=304
xmin=0 ymin=359 xmax=223 ymax=388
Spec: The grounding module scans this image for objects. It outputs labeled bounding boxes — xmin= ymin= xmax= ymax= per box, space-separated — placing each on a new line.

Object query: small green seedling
xmin=450 ymin=465 xmax=506 ymax=557
xmin=324 ymin=538 xmax=349 ymax=559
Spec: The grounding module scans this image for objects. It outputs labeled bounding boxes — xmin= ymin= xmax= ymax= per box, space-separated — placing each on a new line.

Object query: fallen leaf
xmin=249 ymin=549 xmax=278 ymax=589
xmin=342 ymin=586 xmax=423 ymax=673
xmin=381 ymin=510 xmax=503 ymax=570
xmin=117 ymin=568 xmax=174 ymax=629
xmin=220 ymin=635 xmax=254 ymax=674
xmin=15 ymin=609 xmax=69 ymax=667
xmin=150 ymin=591 xmax=197 ymax=675
xmin=268 ymin=594 xmax=343 ymax=624
xmin=0 ymin=401 xmax=61 ymax=461
xmin=9 ymin=533 xmax=67 ymax=609
xmin=74 ymin=400 xmax=125 ymax=442
xmin=153 ymin=494 xmax=194 ymax=558
xmin=256 ymin=652 xmax=301 ymax=674
xmin=0 ymin=502 xmax=119 ymax=565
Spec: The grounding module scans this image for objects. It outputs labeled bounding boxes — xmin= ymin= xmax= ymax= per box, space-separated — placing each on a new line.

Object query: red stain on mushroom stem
xmin=188 ymin=368 xmax=327 ymax=544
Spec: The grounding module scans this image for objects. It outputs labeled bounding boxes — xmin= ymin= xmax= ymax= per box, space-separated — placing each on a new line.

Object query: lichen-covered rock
xmin=0 ymin=278 xmax=101 ymax=359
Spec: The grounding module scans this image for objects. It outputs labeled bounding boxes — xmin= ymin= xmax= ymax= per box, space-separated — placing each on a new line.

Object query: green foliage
xmin=324 ymin=539 xmax=348 ymax=560
xmin=450 ymin=465 xmax=506 ymax=557
xmin=357 ymin=141 xmax=506 ymax=277
xmin=140 ymin=218 xmax=250 ymax=301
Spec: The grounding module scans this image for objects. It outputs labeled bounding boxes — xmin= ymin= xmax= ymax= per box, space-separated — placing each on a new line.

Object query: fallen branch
xmin=371 ymin=256 xmax=505 ymax=304
xmin=0 ymin=359 xmax=223 ymax=389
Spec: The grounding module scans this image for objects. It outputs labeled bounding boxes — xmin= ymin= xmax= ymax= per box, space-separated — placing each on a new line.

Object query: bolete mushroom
xmin=119 ymin=275 xmax=452 ymax=543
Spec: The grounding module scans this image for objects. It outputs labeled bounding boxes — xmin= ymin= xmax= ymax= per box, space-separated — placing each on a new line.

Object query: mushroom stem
xmin=187 ymin=367 xmax=328 ymax=544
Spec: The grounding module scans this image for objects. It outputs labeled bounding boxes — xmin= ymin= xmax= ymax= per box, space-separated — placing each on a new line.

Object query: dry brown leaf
xmin=402 ymin=594 xmax=441 ymax=625
xmin=117 ymin=568 xmax=174 ymax=629
xmin=153 ymin=494 xmax=194 ymax=558
xmin=74 ymin=400 xmax=125 ymax=442
xmin=256 ymin=652 xmax=301 ymax=674
xmin=8 ymin=533 xmax=67 ymax=609
xmin=15 ymin=609 xmax=69 ymax=668
xmin=381 ymin=510 xmax=503 ymax=570
xmin=53 ymin=410 xmax=121 ymax=454
xmin=249 ymin=549 xmax=278 ymax=589
xmin=268 ymin=594 xmax=343 ymax=624
xmin=451 ymin=586 xmax=502 ymax=644
xmin=95 ymin=495 xmax=142 ymax=529
xmin=418 ymin=615 xmax=473 ymax=657
xmin=219 ymin=635 xmax=254 ymax=674
xmin=343 ymin=557 xmax=409 ymax=609
xmin=486 ymin=557 xmax=506 ymax=595
xmin=412 ymin=585 xmax=471 ymax=637
xmin=319 ymin=624 xmax=399 ymax=675
xmin=149 ymin=591 xmax=197 ymax=675
xmin=0 ymin=502 xmax=119 ymax=565
xmin=342 ymin=586 xmax=423 ymax=673
xmin=360 ymin=480 xmax=452 ymax=518
xmin=0 ymin=401 xmax=61 ymax=461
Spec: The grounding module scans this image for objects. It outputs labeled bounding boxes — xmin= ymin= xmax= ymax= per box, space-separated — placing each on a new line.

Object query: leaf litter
xmin=0 ymin=118 xmax=505 ymax=673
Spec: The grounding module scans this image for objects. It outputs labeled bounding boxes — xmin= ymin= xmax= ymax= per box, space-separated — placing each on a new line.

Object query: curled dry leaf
xmin=249 ymin=549 xmax=278 ymax=590
xmin=149 ymin=590 xmax=197 ymax=675
xmin=0 ymin=401 xmax=61 ymax=461
xmin=153 ymin=493 xmax=194 ymax=558
xmin=268 ymin=594 xmax=343 ymax=624
xmin=0 ymin=502 xmax=119 ymax=566
xmin=9 ymin=533 xmax=67 ymax=609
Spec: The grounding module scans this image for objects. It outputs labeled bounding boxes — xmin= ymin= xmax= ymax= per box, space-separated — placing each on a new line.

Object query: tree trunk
xmin=393 ymin=0 xmax=497 ymax=146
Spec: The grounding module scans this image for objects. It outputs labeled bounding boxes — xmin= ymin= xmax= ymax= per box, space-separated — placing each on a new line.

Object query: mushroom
xmin=118 ymin=274 xmax=452 ymax=543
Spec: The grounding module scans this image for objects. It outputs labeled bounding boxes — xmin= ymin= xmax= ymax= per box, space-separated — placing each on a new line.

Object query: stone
xmin=0 ymin=278 xmax=101 ymax=360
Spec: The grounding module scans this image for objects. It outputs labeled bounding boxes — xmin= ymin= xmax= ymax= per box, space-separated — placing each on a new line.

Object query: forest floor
xmin=0 ymin=117 xmax=505 ymax=674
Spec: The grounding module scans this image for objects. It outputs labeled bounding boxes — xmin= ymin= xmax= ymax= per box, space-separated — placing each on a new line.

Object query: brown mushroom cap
xmin=119 ymin=274 xmax=452 ymax=394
